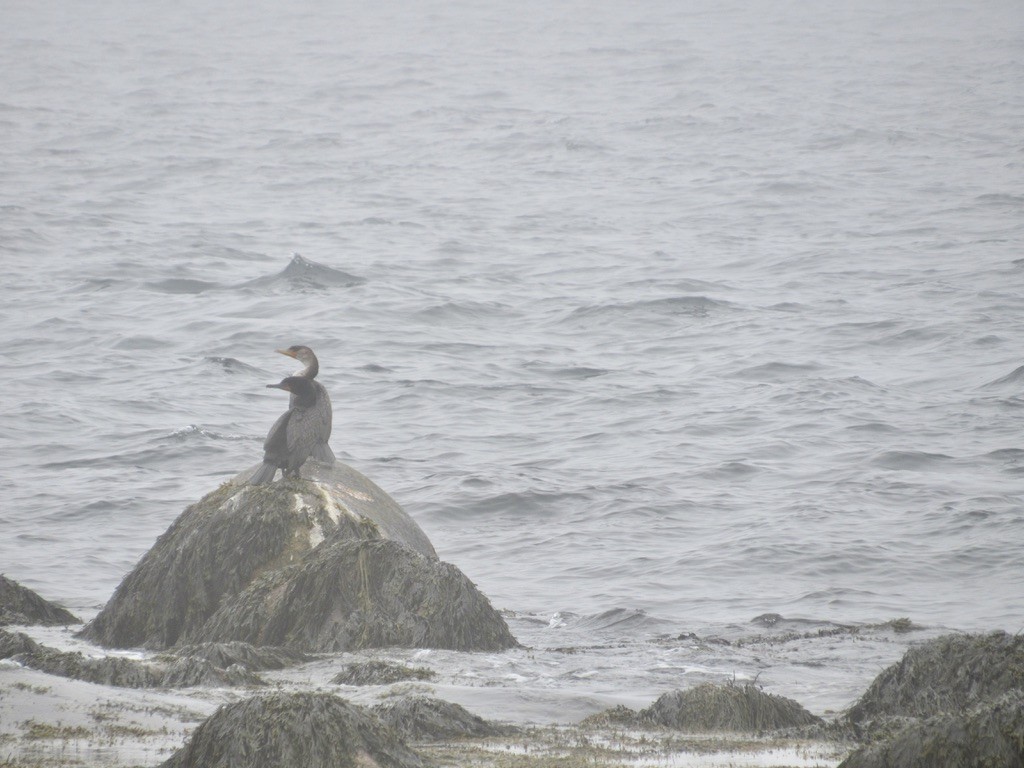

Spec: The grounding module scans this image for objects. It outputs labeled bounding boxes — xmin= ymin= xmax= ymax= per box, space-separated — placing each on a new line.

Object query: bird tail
xmin=312 ymin=443 xmax=336 ymax=464
xmin=247 ymin=463 xmax=278 ymax=485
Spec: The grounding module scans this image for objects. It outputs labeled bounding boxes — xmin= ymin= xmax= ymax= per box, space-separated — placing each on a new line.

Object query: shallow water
xmin=1 ymin=0 xmax=1022 ymax=724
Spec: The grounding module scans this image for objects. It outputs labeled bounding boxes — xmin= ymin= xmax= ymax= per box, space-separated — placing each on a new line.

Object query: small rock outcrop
xmin=0 ymin=575 xmax=79 ymax=627
xmin=332 ymin=660 xmax=435 ymax=686
xmin=640 ymin=683 xmax=821 ymax=732
xmin=80 ymin=462 xmax=515 ymax=653
xmin=582 ymin=683 xmax=821 ymax=733
xmin=0 ymin=628 xmax=42 ymax=658
xmin=2 ymin=636 xmax=279 ymax=688
xmin=839 ymin=690 xmax=1024 ymax=768
xmin=373 ymin=696 xmax=516 ymax=740
xmin=161 ymin=692 xmax=425 ymax=768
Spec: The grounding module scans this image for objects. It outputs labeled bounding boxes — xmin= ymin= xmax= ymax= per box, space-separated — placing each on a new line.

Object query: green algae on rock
xmin=79 ymin=462 xmax=515 ymax=653
xmin=161 ymin=691 xmax=425 ymax=768
xmin=373 ymin=695 xmax=518 ymax=741
xmin=0 ymin=575 xmax=80 ymax=627
xmin=840 ymin=690 xmax=1024 ymax=768
xmin=846 ymin=631 xmax=1024 ymax=729
xmin=584 ymin=682 xmax=821 ymax=733
xmin=194 ymin=538 xmax=518 ymax=652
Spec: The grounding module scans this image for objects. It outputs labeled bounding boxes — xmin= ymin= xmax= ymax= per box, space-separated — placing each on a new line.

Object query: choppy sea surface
xmin=2 ymin=0 xmax=1022 ymax=726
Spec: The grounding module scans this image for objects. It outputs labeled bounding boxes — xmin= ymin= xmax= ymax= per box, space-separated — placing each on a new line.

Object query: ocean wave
xmin=870 ymin=450 xmax=955 ymax=471
xmin=240 ymin=254 xmax=365 ymax=291
xmin=563 ymin=295 xmax=731 ymax=325
xmin=980 ymin=364 xmax=1024 ymax=389
xmin=144 ymin=278 xmax=220 ymax=294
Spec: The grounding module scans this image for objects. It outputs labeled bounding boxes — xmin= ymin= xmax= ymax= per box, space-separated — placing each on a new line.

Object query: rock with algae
xmin=196 ymin=537 xmax=518 ymax=652
xmin=837 ymin=631 xmax=1024 ymax=767
xmin=331 ymin=659 xmax=435 ymax=686
xmin=161 ymin=691 xmax=425 ymax=768
xmin=640 ymin=682 xmax=822 ymax=732
xmin=79 ymin=461 xmax=515 ymax=654
xmin=1 ymin=633 xmax=282 ymax=688
xmin=373 ymin=695 xmax=518 ymax=740
xmin=583 ymin=682 xmax=821 ymax=733
xmin=0 ymin=575 xmax=79 ymax=627
xmin=839 ymin=690 xmax=1024 ymax=768
xmin=846 ymin=631 xmax=1024 ymax=730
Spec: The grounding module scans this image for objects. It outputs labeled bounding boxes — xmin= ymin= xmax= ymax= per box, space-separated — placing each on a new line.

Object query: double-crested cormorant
xmin=276 ymin=345 xmax=335 ymax=464
xmin=248 ymin=376 xmax=321 ymax=485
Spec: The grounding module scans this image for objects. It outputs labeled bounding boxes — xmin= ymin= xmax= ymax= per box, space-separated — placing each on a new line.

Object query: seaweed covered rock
xmin=161 ymin=691 xmax=425 ymax=768
xmin=11 ymin=646 xmax=163 ymax=687
xmin=846 ymin=631 xmax=1024 ymax=728
xmin=0 ymin=575 xmax=79 ymax=627
xmin=639 ymin=683 xmax=821 ymax=732
xmin=6 ymin=639 xmax=271 ymax=688
xmin=195 ymin=538 xmax=518 ymax=652
xmin=332 ymin=660 xmax=435 ymax=686
xmin=839 ymin=690 xmax=1024 ymax=768
xmin=80 ymin=462 xmax=509 ymax=653
xmin=0 ymin=628 xmax=42 ymax=658
xmin=170 ymin=641 xmax=311 ymax=671
xmin=373 ymin=695 xmax=516 ymax=740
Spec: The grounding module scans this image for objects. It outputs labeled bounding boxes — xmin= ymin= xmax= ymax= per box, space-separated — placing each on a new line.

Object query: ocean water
xmin=2 ymin=0 xmax=1022 ymax=725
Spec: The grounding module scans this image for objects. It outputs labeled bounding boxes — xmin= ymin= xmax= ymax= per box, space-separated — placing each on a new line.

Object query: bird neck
xmin=297 ymin=355 xmax=319 ymax=379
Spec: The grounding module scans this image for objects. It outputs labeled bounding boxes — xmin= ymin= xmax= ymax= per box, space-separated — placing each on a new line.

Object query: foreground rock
xmin=161 ymin=691 xmax=425 ymax=768
xmin=846 ymin=631 xmax=1024 ymax=732
xmin=80 ymin=462 xmax=515 ymax=653
xmin=197 ymin=538 xmax=517 ymax=652
xmin=835 ymin=631 xmax=1024 ymax=766
xmin=0 ymin=575 xmax=79 ymax=627
xmin=840 ymin=690 xmax=1024 ymax=768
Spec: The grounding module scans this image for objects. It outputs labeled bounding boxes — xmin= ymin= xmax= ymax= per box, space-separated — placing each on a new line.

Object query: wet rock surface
xmin=80 ymin=464 xmax=514 ymax=653
xmin=160 ymin=691 xmax=426 ymax=768
xmin=0 ymin=633 xmax=301 ymax=689
xmin=840 ymin=690 xmax=1024 ymax=768
xmin=846 ymin=631 xmax=1024 ymax=729
xmin=582 ymin=682 xmax=822 ymax=733
xmin=169 ymin=640 xmax=312 ymax=671
xmin=639 ymin=683 xmax=822 ymax=732
xmin=373 ymin=695 xmax=518 ymax=740
xmin=331 ymin=659 xmax=435 ymax=686
xmin=838 ymin=632 xmax=1024 ymax=767
xmin=196 ymin=537 xmax=517 ymax=652
xmin=0 ymin=575 xmax=79 ymax=627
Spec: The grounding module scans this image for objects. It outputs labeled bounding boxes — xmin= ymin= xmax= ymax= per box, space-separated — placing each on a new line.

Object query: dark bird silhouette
xmin=248 ymin=376 xmax=322 ymax=485
xmin=276 ymin=345 xmax=335 ymax=464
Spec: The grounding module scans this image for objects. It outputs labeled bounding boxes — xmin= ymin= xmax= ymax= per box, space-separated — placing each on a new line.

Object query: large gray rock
xmin=235 ymin=460 xmax=437 ymax=560
xmin=846 ymin=631 xmax=1024 ymax=728
xmin=0 ymin=575 xmax=79 ymax=626
xmin=194 ymin=538 xmax=518 ymax=652
xmin=161 ymin=692 xmax=425 ymax=768
xmin=79 ymin=463 xmax=515 ymax=654
xmin=839 ymin=690 xmax=1024 ymax=768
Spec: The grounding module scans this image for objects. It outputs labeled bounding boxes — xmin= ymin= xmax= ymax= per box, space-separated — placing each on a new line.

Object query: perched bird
xmin=276 ymin=345 xmax=335 ymax=463
xmin=248 ymin=376 xmax=321 ymax=485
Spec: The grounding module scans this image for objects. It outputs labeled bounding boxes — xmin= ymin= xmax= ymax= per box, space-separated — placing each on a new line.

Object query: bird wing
xmin=313 ymin=381 xmax=333 ymax=442
xmin=263 ymin=409 xmax=293 ymax=454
